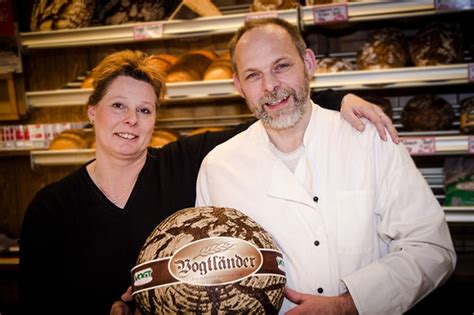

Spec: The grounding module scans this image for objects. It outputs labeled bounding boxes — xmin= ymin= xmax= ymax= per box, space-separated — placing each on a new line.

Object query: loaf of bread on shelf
xmin=362 ymin=95 xmax=393 ymax=119
xmin=409 ymin=23 xmax=463 ymax=67
xmin=460 ymin=97 xmax=474 ymax=134
xmin=251 ymin=0 xmax=298 ymax=11
xmin=400 ymin=94 xmax=454 ymax=131
xmin=149 ymin=129 xmax=180 ymax=148
xmin=203 ymin=51 xmax=233 ymax=80
xmin=168 ymin=0 xmax=221 ymax=20
xmin=81 ymin=75 xmax=94 ymax=89
xmin=95 ymin=0 xmax=165 ymax=25
xmin=166 ymin=50 xmax=217 ymax=83
xmin=49 ymin=129 xmax=91 ymax=150
xmin=356 ymin=28 xmax=408 ymax=70
xmin=150 ymin=53 xmax=178 ymax=73
xmin=316 ymin=57 xmax=354 ymax=73
xmin=30 ymin=0 xmax=95 ymax=31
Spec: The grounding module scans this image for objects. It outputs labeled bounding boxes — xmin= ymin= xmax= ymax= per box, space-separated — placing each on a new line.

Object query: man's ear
xmin=303 ymin=48 xmax=317 ymax=78
xmin=232 ymin=73 xmax=245 ymax=99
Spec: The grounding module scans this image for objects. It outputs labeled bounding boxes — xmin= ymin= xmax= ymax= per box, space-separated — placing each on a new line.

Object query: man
xmin=196 ymin=18 xmax=456 ymax=314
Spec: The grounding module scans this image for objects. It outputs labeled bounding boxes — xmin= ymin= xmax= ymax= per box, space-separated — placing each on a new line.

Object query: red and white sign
xmin=133 ymin=22 xmax=164 ymax=40
xmin=312 ymin=4 xmax=348 ymax=25
xmin=400 ymin=137 xmax=436 ymax=155
xmin=468 ymin=63 xmax=474 ymax=83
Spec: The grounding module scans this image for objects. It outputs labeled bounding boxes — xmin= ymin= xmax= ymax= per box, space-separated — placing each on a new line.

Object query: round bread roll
xmin=149 ymin=54 xmax=175 ymax=73
xmin=357 ymin=28 xmax=408 ymax=70
xmin=155 ymin=53 xmax=178 ymax=65
xmin=187 ymin=127 xmax=225 ymax=136
xmin=251 ymin=0 xmax=298 ymax=11
xmin=409 ymin=23 xmax=463 ymax=67
xmin=400 ymin=95 xmax=454 ymax=131
xmin=460 ymin=97 xmax=474 ymax=134
xmin=148 ymin=129 xmax=180 ymax=148
xmin=204 ymin=60 xmax=233 ymax=80
xmin=166 ymin=53 xmax=215 ymax=83
xmin=189 ymin=49 xmax=218 ymax=61
xmin=49 ymin=129 xmax=90 ymax=150
xmin=132 ymin=206 xmax=286 ymax=314
xmin=316 ymin=57 xmax=354 ymax=73
xmin=81 ymin=76 xmax=94 ymax=89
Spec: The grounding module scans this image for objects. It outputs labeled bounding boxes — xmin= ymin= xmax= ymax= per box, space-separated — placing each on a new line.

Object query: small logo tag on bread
xmin=133 ymin=267 xmax=153 ymax=286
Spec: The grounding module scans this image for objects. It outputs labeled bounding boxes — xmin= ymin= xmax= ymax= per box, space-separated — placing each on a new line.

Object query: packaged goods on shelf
xmin=444 ymin=157 xmax=474 ymax=206
xmin=0 ymin=123 xmax=85 ymax=150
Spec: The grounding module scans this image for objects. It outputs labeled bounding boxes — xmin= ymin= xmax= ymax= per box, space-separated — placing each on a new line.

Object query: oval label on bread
xmin=169 ymin=237 xmax=262 ymax=286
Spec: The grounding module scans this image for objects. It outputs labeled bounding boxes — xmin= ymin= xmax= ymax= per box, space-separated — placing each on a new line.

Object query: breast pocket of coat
xmin=335 ymin=190 xmax=375 ymax=255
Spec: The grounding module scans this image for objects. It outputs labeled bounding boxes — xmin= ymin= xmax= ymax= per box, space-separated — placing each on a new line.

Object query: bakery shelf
xmin=20 ymin=9 xmax=298 ymax=49
xmin=309 ymin=64 xmax=469 ymax=89
xmin=400 ymin=135 xmax=474 ymax=156
xmin=301 ymin=0 xmax=435 ymax=25
xmin=27 ymin=64 xmax=470 ymax=109
xmin=444 ymin=207 xmax=474 ymax=222
xmin=30 ymin=149 xmax=95 ymax=167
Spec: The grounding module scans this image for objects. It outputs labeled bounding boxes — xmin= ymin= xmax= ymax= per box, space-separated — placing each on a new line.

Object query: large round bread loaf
xmin=401 ymin=94 xmax=454 ymax=131
xmin=357 ymin=28 xmax=408 ymax=70
xmin=409 ymin=23 xmax=463 ymax=67
xmin=132 ymin=206 xmax=286 ymax=314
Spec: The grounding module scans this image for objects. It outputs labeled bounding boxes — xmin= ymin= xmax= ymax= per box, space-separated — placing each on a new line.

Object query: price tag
xmin=468 ymin=63 xmax=474 ymax=83
xmin=245 ymin=11 xmax=278 ymax=21
xmin=468 ymin=136 xmax=474 ymax=153
xmin=312 ymin=4 xmax=348 ymax=25
xmin=133 ymin=22 xmax=163 ymax=40
xmin=400 ymin=137 xmax=436 ymax=155
xmin=434 ymin=0 xmax=473 ymax=10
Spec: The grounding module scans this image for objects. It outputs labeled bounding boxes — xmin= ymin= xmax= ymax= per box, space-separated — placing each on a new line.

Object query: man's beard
xmin=251 ymin=75 xmax=310 ymax=130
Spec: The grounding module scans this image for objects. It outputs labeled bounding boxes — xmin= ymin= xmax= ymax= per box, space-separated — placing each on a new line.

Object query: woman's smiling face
xmin=88 ymin=75 xmax=157 ymax=160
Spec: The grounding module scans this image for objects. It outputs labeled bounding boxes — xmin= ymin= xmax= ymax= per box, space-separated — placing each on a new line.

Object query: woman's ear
xmin=87 ymin=105 xmax=96 ymax=124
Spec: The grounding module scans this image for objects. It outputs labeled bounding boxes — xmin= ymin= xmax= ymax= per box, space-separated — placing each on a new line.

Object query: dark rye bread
xmin=132 ymin=207 xmax=286 ymax=314
xmin=357 ymin=28 xmax=408 ymax=70
xmin=401 ymin=94 xmax=454 ymax=131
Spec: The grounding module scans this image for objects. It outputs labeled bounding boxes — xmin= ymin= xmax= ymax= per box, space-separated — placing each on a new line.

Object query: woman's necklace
xmin=93 ymin=165 xmax=138 ymax=206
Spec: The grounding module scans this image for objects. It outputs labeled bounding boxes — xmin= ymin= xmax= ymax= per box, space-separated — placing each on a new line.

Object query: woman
xmin=18 ymin=50 xmax=396 ymax=315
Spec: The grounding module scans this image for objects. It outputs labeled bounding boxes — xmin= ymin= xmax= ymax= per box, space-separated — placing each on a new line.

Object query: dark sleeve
xmin=312 ymin=89 xmax=346 ymax=111
xmin=18 ymin=188 xmax=64 ymax=314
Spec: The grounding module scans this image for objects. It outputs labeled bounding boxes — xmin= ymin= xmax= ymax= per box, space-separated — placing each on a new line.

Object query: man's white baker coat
xmin=196 ymin=102 xmax=456 ymax=314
